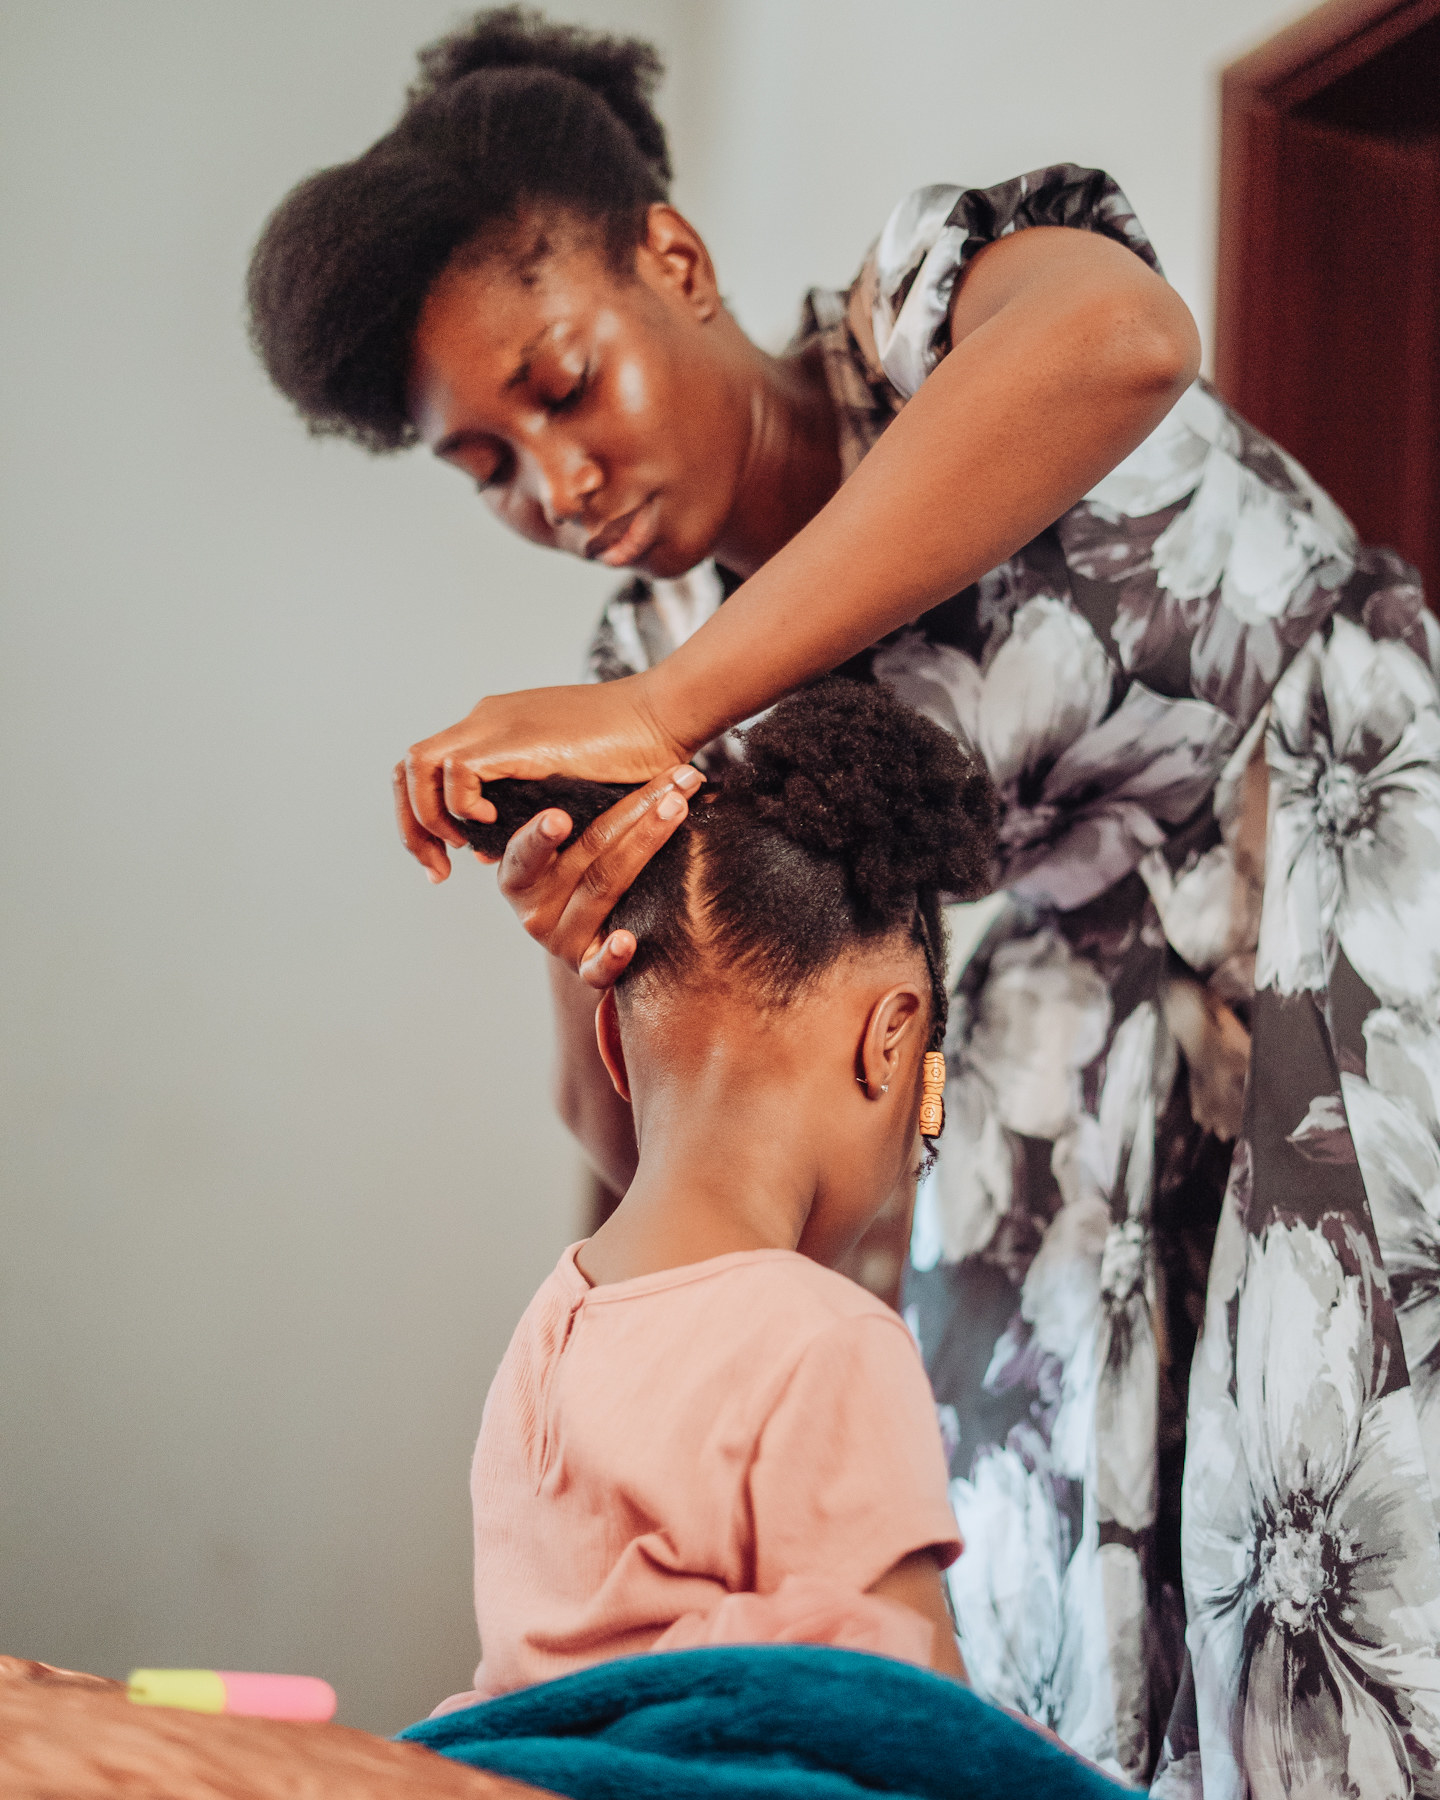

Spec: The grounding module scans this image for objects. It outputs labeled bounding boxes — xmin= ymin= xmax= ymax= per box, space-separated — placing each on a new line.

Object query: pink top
xmin=438 ymin=1245 xmax=961 ymax=1709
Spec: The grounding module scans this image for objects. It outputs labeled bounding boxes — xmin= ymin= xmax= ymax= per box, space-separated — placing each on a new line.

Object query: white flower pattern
xmin=913 ymin=924 xmax=1111 ymax=1269
xmin=1185 ymin=1217 xmax=1440 ymax=1799
xmin=874 ymin=603 xmax=1242 ymax=911
xmin=946 ymin=1444 xmax=1132 ymax=1779
xmin=586 ymin=164 xmax=1440 ymax=1794
xmin=1258 ymin=616 xmax=1440 ymax=1007
xmin=1343 ymin=1009 xmax=1440 ymax=1518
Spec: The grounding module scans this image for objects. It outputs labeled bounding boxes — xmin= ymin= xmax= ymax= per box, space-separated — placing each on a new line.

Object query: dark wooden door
xmin=1216 ymin=0 xmax=1440 ymax=600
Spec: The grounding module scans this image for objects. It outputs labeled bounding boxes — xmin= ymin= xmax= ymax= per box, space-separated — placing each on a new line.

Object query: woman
xmin=248 ymin=10 xmax=1440 ymax=1793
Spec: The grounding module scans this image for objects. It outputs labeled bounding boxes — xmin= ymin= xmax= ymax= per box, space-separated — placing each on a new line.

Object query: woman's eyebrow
xmin=432 ymin=325 xmax=563 ymax=451
xmin=504 ymin=328 xmax=551 ymax=392
xmin=434 ymin=426 xmax=495 ymax=457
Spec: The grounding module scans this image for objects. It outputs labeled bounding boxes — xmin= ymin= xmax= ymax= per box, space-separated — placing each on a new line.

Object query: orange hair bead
xmin=919 ymin=1050 xmax=946 ymax=1138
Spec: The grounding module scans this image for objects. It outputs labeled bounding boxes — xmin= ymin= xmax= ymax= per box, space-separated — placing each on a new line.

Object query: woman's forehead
xmin=421 ymin=247 xmax=596 ymax=359
xmin=408 ymin=252 xmax=600 ymax=438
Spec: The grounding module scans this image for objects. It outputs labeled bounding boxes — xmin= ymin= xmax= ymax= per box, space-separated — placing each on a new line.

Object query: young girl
xmin=433 ymin=679 xmax=995 ymax=1710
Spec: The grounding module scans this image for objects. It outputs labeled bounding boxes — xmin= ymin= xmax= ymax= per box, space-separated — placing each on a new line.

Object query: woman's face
xmin=409 ymin=209 xmax=751 ymax=582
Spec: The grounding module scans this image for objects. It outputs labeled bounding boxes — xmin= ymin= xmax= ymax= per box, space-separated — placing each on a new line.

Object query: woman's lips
xmin=586 ymin=496 xmax=659 ymax=568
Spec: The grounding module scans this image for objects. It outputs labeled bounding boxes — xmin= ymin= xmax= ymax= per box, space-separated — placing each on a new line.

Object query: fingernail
xmin=539 ymin=812 xmax=568 ymax=840
xmin=426 ymin=869 xmax=442 ymax=885
xmin=673 ymin=765 xmax=703 ymax=792
xmin=657 ymin=792 xmax=686 ymax=821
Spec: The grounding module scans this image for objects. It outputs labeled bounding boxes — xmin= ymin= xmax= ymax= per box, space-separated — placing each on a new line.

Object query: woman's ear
xmin=636 ymin=204 xmax=721 ymax=323
xmin=857 ymin=984 xmax=925 ymax=1100
xmin=595 ymin=987 xmax=632 ymax=1102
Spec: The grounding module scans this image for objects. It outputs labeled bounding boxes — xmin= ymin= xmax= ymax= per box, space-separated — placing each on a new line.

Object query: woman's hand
xmin=490 ymin=763 xmax=703 ymax=983
xmin=393 ymin=671 xmax=696 ymax=882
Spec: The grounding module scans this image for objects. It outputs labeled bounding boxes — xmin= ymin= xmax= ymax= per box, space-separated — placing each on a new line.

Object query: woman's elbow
xmin=1111 ymin=285 xmax=1201 ymax=403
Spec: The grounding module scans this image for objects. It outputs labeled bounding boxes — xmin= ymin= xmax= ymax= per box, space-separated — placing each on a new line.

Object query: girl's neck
xmin=710 ymin=334 xmax=841 ymax=581
xmin=575 ymin=1078 xmax=819 ymax=1287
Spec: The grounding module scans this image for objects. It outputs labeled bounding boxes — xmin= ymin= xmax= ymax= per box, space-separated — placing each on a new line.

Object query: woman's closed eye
xmin=545 ymin=366 xmax=591 ymax=415
xmin=474 ymin=447 xmax=515 ymax=492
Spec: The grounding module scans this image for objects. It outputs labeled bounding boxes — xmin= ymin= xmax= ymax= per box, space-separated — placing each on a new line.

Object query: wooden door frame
xmin=1218 ymin=0 xmax=1440 ymax=400
xmin=1217 ymin=0 xmax=1440 ymax=598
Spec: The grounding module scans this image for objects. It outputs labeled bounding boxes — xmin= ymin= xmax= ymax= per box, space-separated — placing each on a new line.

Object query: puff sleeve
xmin=865 ymin=165 xmax=1163 ymax=399
xmin=748 ymin=1312 xmax=961 ymax=1595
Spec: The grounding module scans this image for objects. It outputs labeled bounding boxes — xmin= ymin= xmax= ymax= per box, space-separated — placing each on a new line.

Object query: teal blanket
xmin=400 ymin=1646 xmax=1136 ymax=1797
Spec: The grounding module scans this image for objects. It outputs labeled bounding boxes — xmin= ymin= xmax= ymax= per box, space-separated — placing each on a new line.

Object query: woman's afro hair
xmin=246 ymin=8 xmax=671 ymax=453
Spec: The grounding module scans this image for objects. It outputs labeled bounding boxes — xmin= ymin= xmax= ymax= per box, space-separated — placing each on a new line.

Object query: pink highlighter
xmin=127 ymin=1668 xmax=337 ymax=1721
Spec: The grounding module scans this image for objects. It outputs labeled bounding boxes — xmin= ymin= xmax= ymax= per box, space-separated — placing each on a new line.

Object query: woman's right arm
xmin=395 ymin=222 xmax=1198 ymax=866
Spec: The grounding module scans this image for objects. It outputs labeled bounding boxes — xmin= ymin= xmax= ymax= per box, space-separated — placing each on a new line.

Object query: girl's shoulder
xmin=577 ymin=1249 xmax=921 ymax=1395
xmin=581 ymin=1245 xmax=894 ymax=1328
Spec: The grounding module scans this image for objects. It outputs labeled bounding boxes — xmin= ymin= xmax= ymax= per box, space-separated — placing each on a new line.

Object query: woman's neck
xmin=710 ymin=334 xmax=841 ymax=581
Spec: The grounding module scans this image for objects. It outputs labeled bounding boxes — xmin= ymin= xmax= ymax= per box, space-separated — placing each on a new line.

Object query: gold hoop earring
xmin=919 ymin=1051 xmax=946 ymax=1138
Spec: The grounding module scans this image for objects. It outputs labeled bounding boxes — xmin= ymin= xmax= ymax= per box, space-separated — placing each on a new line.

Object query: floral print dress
xmin=587 ymin=166 xmax=1440 ymax=1795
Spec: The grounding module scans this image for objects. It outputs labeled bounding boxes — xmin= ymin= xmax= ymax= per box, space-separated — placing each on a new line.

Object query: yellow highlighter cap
xmin=127 ymin=1668 xmax=227 ymax=1713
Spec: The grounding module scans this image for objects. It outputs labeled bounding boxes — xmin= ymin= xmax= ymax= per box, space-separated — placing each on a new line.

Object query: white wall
xmin=1 ymin=0 xmax=1304 ymax=1737
xmin=690 ymin=0 xmax=1308 ymax=357
xmin=0 ymin=0 xmax=700 ymax=1735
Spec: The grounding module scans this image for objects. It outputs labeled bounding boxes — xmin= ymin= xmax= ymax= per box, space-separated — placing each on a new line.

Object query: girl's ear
xmin=856 ymin=983 xmax=925 ymax=1100
xmin=595 ymin=987 xmax=632 ymax=1102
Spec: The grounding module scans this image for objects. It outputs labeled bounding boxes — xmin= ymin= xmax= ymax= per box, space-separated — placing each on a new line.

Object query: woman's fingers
xmin=402 ymin=745 xmax=471 ymax=850
xmin=392 ymin=762 xmax=453 ymax=884
xmin=494 ymin=765 xmax=702 ymax=966
xmin=496 ymin=809 xmax=573 ymax=900
xmin=396 ymin=670 xmax=706 ymax=881
xmin=579 ymin=929 xmax=638 ymax=990
xmin=549 ymin=766 xmax=702 ymax=957
xmin=441 ymin=753 xmax=497 ymax=826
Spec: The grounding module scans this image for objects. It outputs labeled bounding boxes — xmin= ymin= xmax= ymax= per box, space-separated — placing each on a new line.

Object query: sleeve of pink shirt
xmin=747 ymin=1311 xmax=962 ymax=1596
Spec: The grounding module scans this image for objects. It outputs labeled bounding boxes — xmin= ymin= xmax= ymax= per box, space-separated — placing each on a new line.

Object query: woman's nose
xmin=537 ymin=443 xmax=603 ymax=530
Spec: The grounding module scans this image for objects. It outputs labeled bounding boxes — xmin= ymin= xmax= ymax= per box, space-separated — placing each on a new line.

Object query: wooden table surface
xmin=0 ymin=1657 xmax=554 ymax=1800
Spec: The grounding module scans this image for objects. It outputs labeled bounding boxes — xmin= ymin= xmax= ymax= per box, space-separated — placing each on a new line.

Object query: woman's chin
xmin=637 ymin=535 xmax=712 ymax=582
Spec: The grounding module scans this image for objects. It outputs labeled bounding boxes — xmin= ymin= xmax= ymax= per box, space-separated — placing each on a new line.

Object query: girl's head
xmin=471 ymin=681 xmax=997 ymax=1262
xmin=247 ymin=8 xmax=757 ymax=580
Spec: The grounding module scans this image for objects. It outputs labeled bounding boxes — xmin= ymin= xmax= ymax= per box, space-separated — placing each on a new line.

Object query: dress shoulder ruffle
xmin=861 ymin=165 xmax=1162 ymax=399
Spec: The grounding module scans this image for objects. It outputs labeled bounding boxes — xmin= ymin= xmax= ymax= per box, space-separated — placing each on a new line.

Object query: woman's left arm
xmin=401 ymin=226 xmax=1198 ymax=863
xmin=647 ymin=224 xmax=1199 ymax=746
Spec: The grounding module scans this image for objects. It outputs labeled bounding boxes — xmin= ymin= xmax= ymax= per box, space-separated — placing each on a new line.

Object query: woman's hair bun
xmin=410 ymin=6 xmax=671 ymax=186
xmin=728 ymin=677 xmax=997 ymax=921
